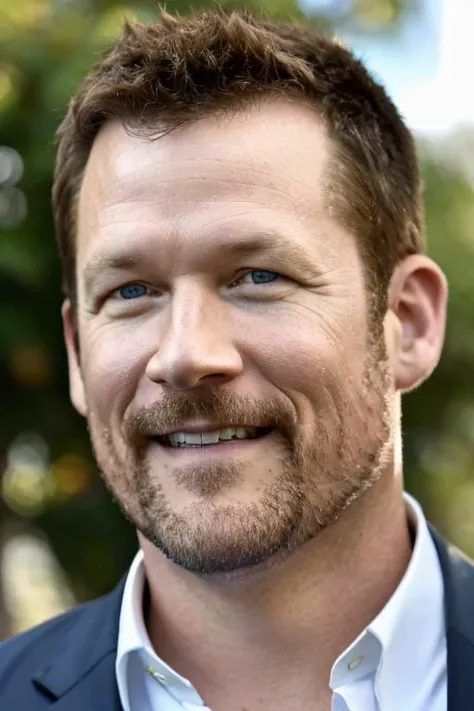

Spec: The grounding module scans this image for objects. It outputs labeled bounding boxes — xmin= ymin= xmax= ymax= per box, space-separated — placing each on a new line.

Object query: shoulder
xmin=0 ymin=584 xmax=123 ymax=707
xmin=1 ymin=599 xmax=82 ymax=655
xmin=0 ymin=598 xmax=96 ymax=678
xmin=430 ymin=525 xmax=474 ymax=642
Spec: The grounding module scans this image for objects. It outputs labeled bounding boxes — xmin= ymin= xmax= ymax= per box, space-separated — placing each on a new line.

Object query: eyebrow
xmin=83 ymin=254 xmax=142 ymax=294
xmin=217 ymin=232 xmax=318 ymax=277
xmin=82 ymin=230 xmax=317 ymax=293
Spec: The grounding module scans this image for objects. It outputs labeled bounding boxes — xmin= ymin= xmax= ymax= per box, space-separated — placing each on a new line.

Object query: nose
xmin=145 ymin=283 xmax=244 ymax=390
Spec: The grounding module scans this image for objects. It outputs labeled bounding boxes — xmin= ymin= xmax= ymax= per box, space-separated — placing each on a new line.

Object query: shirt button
xmin=144 ymin=665 xmax=169 ymax=685
xmin=348 ymin=655 xmax=364 ymax=671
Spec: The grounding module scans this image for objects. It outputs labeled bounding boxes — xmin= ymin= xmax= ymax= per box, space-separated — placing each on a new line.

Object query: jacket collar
xmin=32 ymin=575 xmax=126 ymax=707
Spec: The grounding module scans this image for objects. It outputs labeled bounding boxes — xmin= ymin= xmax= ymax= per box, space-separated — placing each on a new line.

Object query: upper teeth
xmin=167 ymin=427 xmax=258 ymax=447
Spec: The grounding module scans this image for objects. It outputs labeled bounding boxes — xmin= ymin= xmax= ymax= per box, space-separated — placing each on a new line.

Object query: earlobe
xmin=62 ymin=300 xmax=87 ymax=417
xmin=389 ymin=255 xmax=447 ymax=393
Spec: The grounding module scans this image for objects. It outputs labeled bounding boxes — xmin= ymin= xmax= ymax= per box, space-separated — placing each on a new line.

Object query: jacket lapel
xmin=47 ymin=651 xmax=122 ymax=711
xmin=430 ymin=527 xmax=474 ymax=711
xmin=31 ymin=576 xmax=126 ymax=710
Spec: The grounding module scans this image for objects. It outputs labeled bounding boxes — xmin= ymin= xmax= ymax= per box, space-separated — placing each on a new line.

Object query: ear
xmin=62 ymin=300 xmax=87 ymax=416
xmin=387 ymin=255 xmax=447 ymax=392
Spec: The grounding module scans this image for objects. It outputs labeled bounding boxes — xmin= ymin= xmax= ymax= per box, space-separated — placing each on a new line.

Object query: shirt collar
xmin=329 ymin=493 xmax=446 ymax=710
xmin=116 ymin=493 xmax=445 ymax=710
xmin=116 ymin=550 xmax=203 ymax=710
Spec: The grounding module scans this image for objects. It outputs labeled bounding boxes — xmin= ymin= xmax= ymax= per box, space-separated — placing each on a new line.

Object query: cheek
xmin=242 ymin=301 xmax=368 ymax=398
xmin=81 ymin=321 xmax=154 ymax=421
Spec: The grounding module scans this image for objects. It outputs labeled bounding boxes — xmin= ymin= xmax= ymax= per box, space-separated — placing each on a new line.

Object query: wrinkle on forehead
xmin=76 ymin=99 xmax=333 ymax=263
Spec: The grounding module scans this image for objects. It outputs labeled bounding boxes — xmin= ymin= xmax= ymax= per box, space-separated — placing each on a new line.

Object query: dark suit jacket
xmin=1 ymin=527 xmax=474 ymax=710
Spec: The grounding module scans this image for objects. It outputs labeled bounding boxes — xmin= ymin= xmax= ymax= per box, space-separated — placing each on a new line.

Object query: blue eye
xmin=248 ymin=270 xmax=279 ymax=284
xmin=118 ymin=283 xmax=148 ymax=299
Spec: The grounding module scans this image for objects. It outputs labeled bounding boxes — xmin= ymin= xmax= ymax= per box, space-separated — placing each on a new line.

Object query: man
xmin=0 ymin=8 xmax=472 ymax=711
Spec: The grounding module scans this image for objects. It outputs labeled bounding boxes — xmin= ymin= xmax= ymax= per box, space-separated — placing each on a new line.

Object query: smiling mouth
xmin=155 ymin=426 xmax=274 ymax=449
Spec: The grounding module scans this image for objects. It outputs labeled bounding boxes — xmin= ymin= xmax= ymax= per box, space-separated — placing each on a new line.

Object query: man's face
xmin=64 ymin=99 xmax=395 ymax=575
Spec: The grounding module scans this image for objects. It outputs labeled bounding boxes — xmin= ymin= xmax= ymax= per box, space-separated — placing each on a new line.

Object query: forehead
xmin=76 ymin=99 xmax=335 ymax=267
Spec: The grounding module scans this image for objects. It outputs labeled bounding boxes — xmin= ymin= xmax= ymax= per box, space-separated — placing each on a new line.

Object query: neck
xmin=139 ymin=472 xmax=412 ymax=709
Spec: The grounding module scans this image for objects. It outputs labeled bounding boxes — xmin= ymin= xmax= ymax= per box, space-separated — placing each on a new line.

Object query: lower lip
xmin=149 ymin=432 xmax=274 ymax=460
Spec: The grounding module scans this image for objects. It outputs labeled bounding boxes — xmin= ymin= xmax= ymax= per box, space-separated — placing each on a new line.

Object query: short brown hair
xmin=52 ymin=8 xmax=423 ymax=311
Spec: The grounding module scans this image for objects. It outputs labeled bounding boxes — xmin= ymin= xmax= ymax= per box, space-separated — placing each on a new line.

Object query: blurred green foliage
xmin=0 ymin=0 xmax=473 ymax=621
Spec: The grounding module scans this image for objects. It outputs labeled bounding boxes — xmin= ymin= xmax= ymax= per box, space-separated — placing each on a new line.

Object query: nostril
xmin=145 ymin=343 xmax=244 ymax=389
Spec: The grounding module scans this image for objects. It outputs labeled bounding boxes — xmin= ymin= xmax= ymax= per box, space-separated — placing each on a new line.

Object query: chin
xmin=195 ymin=544 xmax=299 ymax=583
xmin=138 ymin=494 xmax=308 ymax=578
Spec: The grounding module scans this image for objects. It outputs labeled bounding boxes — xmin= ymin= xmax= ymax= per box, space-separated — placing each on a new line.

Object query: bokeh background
xmin=1 ymin=0 xmax=473 ymax=640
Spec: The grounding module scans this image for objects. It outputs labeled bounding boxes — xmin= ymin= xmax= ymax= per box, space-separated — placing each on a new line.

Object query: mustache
xmin=122 ymin=390 xmax=297 ymax=444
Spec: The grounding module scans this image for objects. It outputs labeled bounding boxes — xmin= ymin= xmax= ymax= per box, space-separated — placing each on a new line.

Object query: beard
xmin=87 ymin=339 xmax=393 ymax=576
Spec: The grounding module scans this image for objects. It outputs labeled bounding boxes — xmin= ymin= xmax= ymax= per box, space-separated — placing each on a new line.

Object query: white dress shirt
xmin=116 ymin=493 xmax=447 ymax=711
